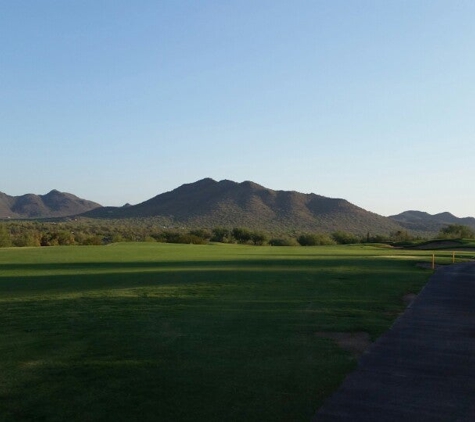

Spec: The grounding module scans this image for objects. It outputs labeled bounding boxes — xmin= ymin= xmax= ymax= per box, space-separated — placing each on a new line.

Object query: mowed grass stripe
xmin=0 ymin=243 xmax=443 ymax=421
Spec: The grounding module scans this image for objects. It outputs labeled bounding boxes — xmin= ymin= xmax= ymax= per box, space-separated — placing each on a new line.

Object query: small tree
xmin=57 ymin=231 xmax=75 ymax=245
xmin=250 ymin=231 xmax=268 ymax=246
xmin=232 ymin=228 xmax=252 ymax=244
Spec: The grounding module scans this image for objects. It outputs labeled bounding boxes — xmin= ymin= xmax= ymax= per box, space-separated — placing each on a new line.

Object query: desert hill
xmin=389 ymin=210 xmax=475 ymax=233
xmin=84 ymin=178 xmax=404 ymax=235
xmin=0 ymin=190 xmax=102 ymax=219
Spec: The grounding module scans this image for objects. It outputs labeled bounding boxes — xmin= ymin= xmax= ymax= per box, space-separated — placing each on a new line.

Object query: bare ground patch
xmin=315 ymin=332 xmax=372 ymax=358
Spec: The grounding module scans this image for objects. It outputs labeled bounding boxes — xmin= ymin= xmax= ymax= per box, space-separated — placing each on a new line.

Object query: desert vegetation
xmin=1 ymin=219 xmax=473 ymax=249
xmin=438 ymin=224 xmax=475 ymax=239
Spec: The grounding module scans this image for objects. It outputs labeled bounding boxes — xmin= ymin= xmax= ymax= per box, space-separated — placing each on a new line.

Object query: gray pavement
xmin=313 ymin=262 xmax=475 ymax=422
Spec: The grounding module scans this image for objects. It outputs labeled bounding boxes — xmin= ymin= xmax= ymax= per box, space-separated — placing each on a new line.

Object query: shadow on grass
xmin=0 ymin=252 xmax=430 ymax=422
xmin=0 ymin=257 xmax=422 ymax=299
xmin=0 ymin=255 xmax=420 ymax=274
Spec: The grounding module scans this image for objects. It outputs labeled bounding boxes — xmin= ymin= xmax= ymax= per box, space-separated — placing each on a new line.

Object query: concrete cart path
xmin=313 ymin=262 xmax=475 ymax=422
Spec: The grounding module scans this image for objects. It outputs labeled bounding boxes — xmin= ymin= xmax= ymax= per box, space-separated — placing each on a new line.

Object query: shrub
xmin=189 ymin=229 xmax=212 ymax=242
xmin=332 ymin=231 xmax=360 ymax=244
xmin=81 ymin=235 xmax=103 ymax=245
xmin=297 ymin=233 xmax=336 ymax=246
xmin=162 ymin=231 xmax=208 ymax=244
xmin=269 ymin=237 xmax=299 ymax=246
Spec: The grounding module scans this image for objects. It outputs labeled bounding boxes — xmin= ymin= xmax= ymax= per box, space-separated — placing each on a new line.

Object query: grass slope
xmin=0 ymin=243 xmax=452 ymax=421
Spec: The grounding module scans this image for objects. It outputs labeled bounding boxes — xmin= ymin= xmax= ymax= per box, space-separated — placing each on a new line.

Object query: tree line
xmin=1 ymin=219 xmax=473 ymax=249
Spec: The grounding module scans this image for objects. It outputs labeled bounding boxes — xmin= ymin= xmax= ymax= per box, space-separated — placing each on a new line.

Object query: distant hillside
xmin=389 ymin=210 xmax=475 ymax=234
xmin=6 ymin=182 xmax=473 ymax=236
xmin=84 ymin=178 xmax=404 ymax=235
xmin=0 ymin=190 xmax=102 ymax=219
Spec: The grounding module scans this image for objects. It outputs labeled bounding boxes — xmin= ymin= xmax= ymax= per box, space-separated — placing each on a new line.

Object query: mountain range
xmin=1 ymin=179 xmax=474 ymax=235
xmin=0 ymin=190 xmax=101 ymax=219
xmin=388 ymin=210 xmax=475 ymax=233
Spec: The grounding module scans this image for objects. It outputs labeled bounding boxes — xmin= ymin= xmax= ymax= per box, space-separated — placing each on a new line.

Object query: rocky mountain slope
xmin=84 ymin=178 xmax=404 ymax=235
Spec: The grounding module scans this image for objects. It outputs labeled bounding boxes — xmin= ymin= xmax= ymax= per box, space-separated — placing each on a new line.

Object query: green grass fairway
xmin=0 ymin=243 xmax=450 ymax=421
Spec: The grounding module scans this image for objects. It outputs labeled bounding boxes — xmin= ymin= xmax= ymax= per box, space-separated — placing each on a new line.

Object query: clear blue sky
xmin=2 ymin=1 xmax=474 ymax=217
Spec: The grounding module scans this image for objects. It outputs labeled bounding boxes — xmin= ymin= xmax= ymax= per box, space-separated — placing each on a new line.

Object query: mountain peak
xmin=434 ymin=212 xmax=456 ymax=219
xmin=192 ymin=177 xmax=217 ymax=185
xmin=175 ymin=178 xmax=218 ymax=191
xmin=240 ymin=180 xmax=265 ymax=190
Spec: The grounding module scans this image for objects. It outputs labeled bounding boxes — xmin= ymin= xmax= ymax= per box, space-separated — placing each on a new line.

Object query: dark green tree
xmin=232 ymin=228 xmax=252 ymax=244
xmin=211 ymin=227 xmax=231 ymax=243
xmin=250 ymin=231 xmax=268 ymax=246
